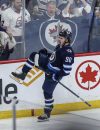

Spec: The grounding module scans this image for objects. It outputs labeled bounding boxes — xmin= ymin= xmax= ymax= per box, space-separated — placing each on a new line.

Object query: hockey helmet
xmin=59 ymin=29 xmax=72 ymax=41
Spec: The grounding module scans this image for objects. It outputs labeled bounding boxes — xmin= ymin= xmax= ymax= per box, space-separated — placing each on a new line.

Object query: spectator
xmin=26 ymin=0 xmax=39 ymax=16
xmin=40 ymin=1 xmax=60 ymax=20
xmin=2 ymin=0 xmax=31 ymax=37
xmin=46 ymin=1 xmax=60 ymax=18
xmin=0 ymin=30 xmax=16 ymax=60
xmin=37 ymin=0 xmax=48 ymax=12
xmin=62 ymin=0 xmax=91 ymax=18
xmin=31 ymin=5 xmax=43 ymax=20
xmin=29 ymin=1 xmax=60 ymax=21
xmin=36 ymin=0 xmax=67 ymax=12
xmin=1 ymin=0 xmax=31 ymax=59
xmin=26 ymin=0 xmax=43 ymax=20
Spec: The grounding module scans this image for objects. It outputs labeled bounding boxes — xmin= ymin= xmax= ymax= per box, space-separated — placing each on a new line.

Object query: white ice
xmin=0 ymin=108 xmax=100 ymax=130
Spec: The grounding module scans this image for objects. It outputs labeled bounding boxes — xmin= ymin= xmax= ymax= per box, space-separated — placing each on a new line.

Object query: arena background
xmin=0 ymin=0 xmax=100 ymax=60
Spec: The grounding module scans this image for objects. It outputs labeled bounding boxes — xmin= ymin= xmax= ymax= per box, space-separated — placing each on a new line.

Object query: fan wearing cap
xmin=11 ymin=29 xmax=75 ymax=122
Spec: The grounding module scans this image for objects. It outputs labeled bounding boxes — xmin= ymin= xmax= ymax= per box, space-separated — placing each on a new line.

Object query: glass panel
xmin=0 ymin=0 xmax=98 ymax=61
xmin=25 ymin=0 xmax=96 ymax=58
xmin=0 ymin=0 xmax=30 ymax=60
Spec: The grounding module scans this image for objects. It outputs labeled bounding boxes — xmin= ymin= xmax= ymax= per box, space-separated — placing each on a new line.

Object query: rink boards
xmin=0 ymin=52 xmax=100 ymax=119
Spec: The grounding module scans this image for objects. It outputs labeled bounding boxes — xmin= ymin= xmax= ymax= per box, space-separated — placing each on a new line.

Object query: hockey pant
xmin=22 ymin=52 xmax=49 ymax=74
xmin=42 ymin=74 xmax=59 ymax=117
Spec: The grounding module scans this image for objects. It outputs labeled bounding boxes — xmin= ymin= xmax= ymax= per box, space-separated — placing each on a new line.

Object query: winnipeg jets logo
xmin=15 ymin=16 xmax=22 ymax=28
xmin=66 ymin=49 xmax=72 ymax=53
xmin=45 ymin=22 xmax=72 ymax=47
xmin=49 ymin=52 xmax=56 ymax=63
xmin=39 ymin=19 xmax=77 ymax=52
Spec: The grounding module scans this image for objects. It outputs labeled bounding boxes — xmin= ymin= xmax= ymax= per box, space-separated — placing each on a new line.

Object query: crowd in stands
xmin=0 ymin=0 xmax=99 ymax=61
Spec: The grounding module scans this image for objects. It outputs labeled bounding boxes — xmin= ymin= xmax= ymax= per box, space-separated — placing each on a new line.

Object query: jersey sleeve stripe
xmin=47 ymin=63 xmax=61 ymax=73
xmin=63 ymin=64 xmax=72 ymax=69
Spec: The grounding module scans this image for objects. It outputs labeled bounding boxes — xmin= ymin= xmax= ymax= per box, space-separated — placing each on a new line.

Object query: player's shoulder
xmin=64 ymin=45 xmax=74 ymax=54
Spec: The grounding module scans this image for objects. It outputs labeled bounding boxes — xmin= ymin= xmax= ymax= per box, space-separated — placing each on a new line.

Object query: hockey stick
xmin=58 ymin=81 xmax=91 ymax=107
xmin=39 ymin=68 xmax=91 ymax=107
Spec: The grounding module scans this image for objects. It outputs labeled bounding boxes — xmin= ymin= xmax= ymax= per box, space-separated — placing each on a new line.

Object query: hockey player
xmin=11 ymin=29 xmax=74 ymax=121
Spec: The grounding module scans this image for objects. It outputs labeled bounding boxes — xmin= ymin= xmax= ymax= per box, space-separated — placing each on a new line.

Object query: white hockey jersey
xmin=1 ymin=7 xmax=31 ymax=36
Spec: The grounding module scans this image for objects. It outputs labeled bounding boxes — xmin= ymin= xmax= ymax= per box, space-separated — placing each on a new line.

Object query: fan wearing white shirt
xmin=62 ymin=0 xmax=91 ymax=18
xmin=2 ymin=0 xmax=31 ymax=37
xmin=1 ymin=0 xmax=31 ymax=59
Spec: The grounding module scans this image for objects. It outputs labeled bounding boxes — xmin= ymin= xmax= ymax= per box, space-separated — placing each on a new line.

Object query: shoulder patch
xmin=66 ymin=49 xmax=72 ymax=53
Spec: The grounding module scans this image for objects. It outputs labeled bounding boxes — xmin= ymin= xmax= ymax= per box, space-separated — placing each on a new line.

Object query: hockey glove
xmin=38 ymin=48 xmax=48 ymax=55
xmin=52 ymin=73 xmax=62 ymax=82
xmin=52 ymin=74 xmax=58 ymax=82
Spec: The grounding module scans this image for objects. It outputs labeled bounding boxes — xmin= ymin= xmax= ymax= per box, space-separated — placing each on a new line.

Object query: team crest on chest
xmin=49 ymin=52 xmax=56 ymax=63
